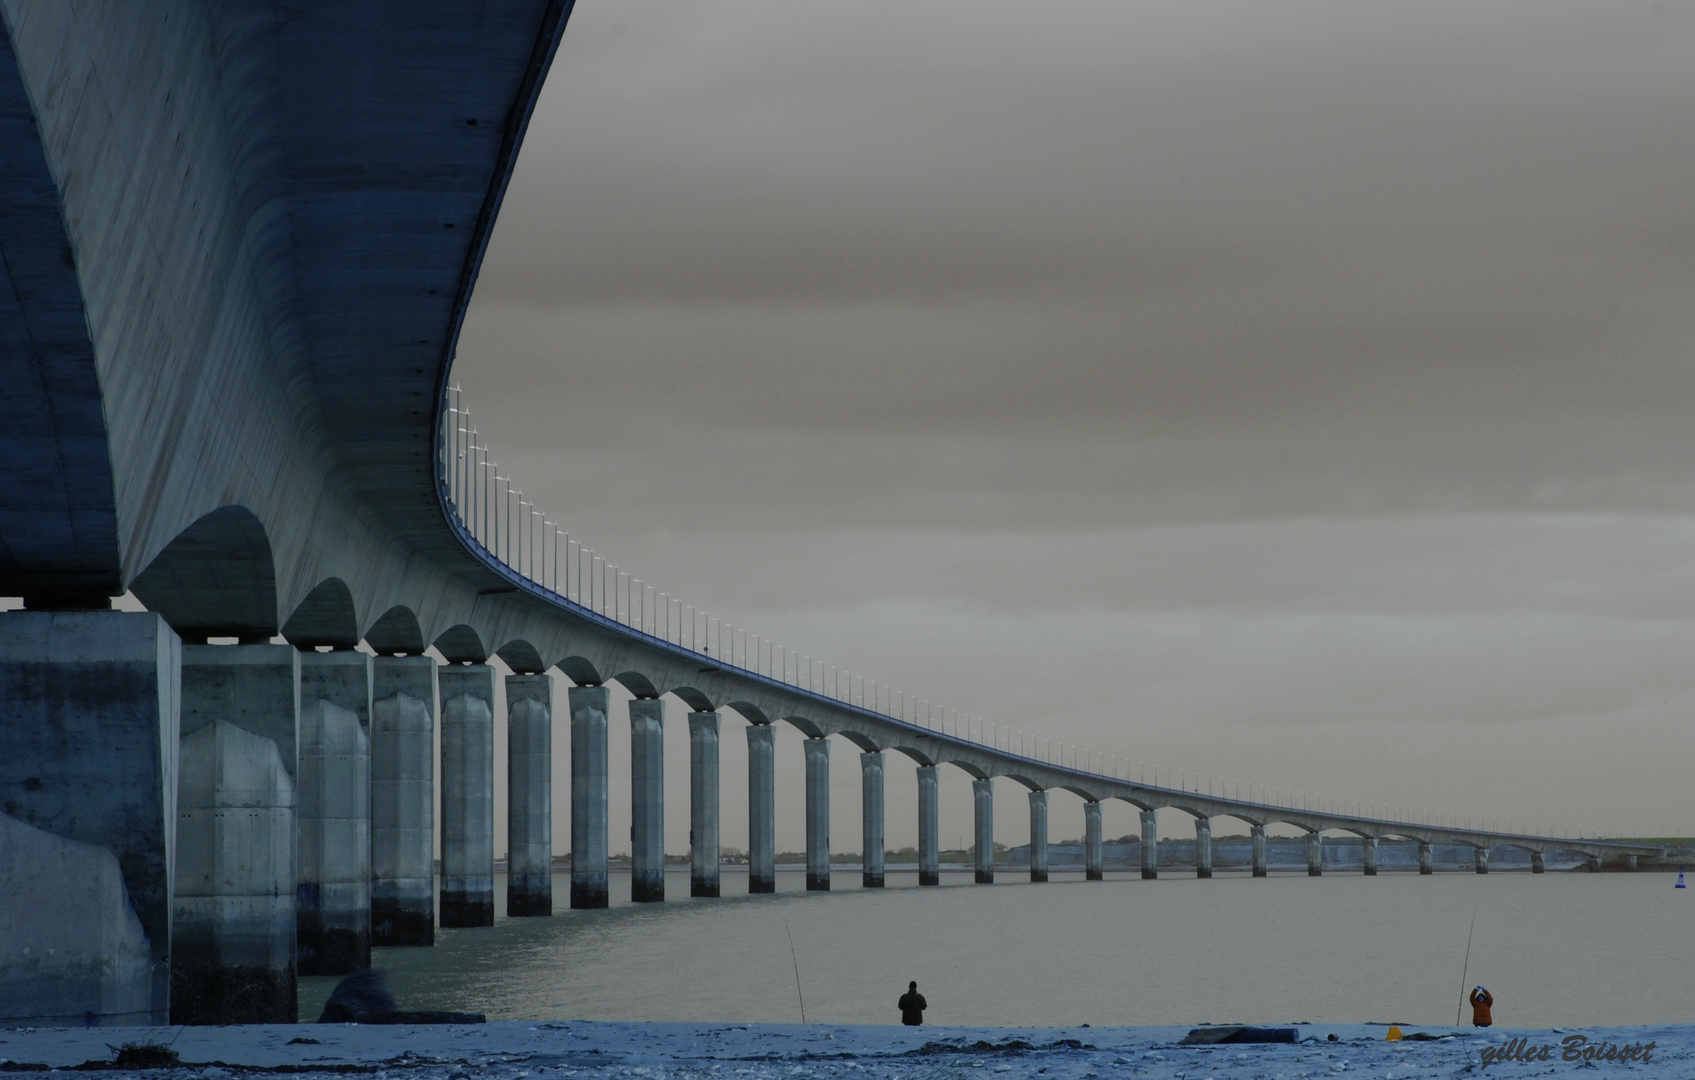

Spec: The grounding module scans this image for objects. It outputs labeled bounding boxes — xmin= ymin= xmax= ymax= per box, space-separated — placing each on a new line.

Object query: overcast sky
xmin=455 ymin=0 xmax=1695 ymax=850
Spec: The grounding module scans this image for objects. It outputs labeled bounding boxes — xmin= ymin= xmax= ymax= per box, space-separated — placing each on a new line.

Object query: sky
xmin=452 ymin=0 xmax=1695 ymax=852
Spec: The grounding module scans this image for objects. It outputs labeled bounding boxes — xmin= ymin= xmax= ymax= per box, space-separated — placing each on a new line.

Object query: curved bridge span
xmin=0 ymin=0 xmax=1661 ymax=1031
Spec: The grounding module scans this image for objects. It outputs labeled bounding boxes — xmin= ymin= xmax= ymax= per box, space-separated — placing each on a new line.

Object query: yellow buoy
xmin=1386 ymin=1026 xmax=1404 ymax=1042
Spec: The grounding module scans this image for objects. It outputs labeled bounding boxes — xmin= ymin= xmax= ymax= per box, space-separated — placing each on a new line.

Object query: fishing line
xmin=1455 ymin=903 xmax=1479 ymax=1026
xmin=785 ymin=921 xmax=807 ymax=1023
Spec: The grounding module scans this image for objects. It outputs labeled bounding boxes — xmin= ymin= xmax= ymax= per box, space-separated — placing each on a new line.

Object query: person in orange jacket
xmin=1470 ymin=986 xmax=1494 ymax=1028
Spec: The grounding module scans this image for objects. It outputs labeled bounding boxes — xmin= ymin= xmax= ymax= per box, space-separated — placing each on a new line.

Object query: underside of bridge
xmin=0 ymin=0 xmax=574 ymax=641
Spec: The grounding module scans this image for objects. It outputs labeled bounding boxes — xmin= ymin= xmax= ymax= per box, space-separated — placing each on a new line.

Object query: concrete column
xmin=1028 ymin=790 xmax=1049 ymax=882
xmin=973 ymin=778 xmax=995 ymax=884
xmin=371 ymin=656 xmax=435 ymax=944
xmin=1194 ymin=817 xmax=1212 ymax=878
xmin=689 ymin=712 xmax=720 ymax=898
xmin=629 ymin=698 xmax=666 ymax=903
xmin=1140 ymin=809 xmax=1159 ymax=879
xmin=917 ymin=765 xmax=940 ymax=886
xmin=1531 ymin=850 xmax=1545 ymax=874
xmin=0 ymin=611 xmax=179 ymax=1027
xmin=1084 ymin=801 xmax=1103 ymax=880
xmin=439 ymin=665 xmax=495 ymax=927
xmin=861 ymin=752 xmax=885 ymax=888
xmin=1475 ymin=846 xmax=1490 ymax=875
xmin=297 ymin=650 xmax=371 ymax=974
xmin=506 ymin=674 xmax=552 ymax=917
xmin=568 ymin=685 xmax=610 ymax=909
xmin=1585 ymin=854 xmax=1602 ymax=873
xmin=747 ymin=724 xmax=775 ymax=893
xmin=804 ymin=737 xmax=831 ymax=891
xmin=1307 ymin=831 xmax=1323 ymax=876
xmin=1251 ymin=824 xmax=1268 ymax=877
xmin=1362 ymin=836 xmax=1378 ymax=876
xmin=1418 ymin=841 xmax=1434 ymax=875
xmin=175 ymin=643 xmax=300 ymax=1024
xmin=1627 ymin=854 xmax=1639 ymax=872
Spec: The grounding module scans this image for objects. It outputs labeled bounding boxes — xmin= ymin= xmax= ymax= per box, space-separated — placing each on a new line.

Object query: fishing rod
xmin=1455 ymin=903 xmax=1479 ymax=1026
xmin=785 ymin=922 xmax=807 ymax=1023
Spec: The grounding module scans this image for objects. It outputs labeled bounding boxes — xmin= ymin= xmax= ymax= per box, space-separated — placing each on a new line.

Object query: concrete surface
xmin=0 ymin=611 xmax=178 ymax=1025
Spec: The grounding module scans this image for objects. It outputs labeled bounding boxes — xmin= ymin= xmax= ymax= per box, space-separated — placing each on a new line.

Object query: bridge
xmin=0 ymin=0 xmax=1660 ymax=1031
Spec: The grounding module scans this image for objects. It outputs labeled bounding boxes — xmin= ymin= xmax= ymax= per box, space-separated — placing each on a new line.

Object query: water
xmin=301 ymin=868 xmax=1693 ymax=1029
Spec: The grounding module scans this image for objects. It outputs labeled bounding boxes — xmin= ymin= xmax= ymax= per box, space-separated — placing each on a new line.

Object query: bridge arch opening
xmin=1317 ymin=825 xmax=1367 ymax=839
xmin=1108 ymin=793 xmax=1155 ymax=814
xmin=129 ymin=505 xmax=278 ymax=642
xmin=836 ymin=729 xmax=880 ymax=754
xmin=611 ymin=670 xmax=660 ymax=700
xmin=364 ymin=604 xmax=425 ymax=655
xmin=999 ymin=771 xmax=1044 ymax=792
xmin=668 ymin=685 xmax=716 ymax=713
xmin=777 ymin=713 xmax=826 ymax=740
xmin=1202 ymin=813 xmax=1261 ymax=874
xmin=1477 ymin=842 xmax=1543 ymax=871
xmin=1036 ymin=786 xmax=1109 ymax=876
xmin=281 ymin=577 xmax=357 ymax=649
xmin=723 ymin=700 xmax=769 ymax=725
xmin=494 ymin=638 xmax=545 ymax=674
xmin=941 ymin=757 xmax=988 ymax=781
xmin=434 ymin=623 xmax=487 ymax=664
xmin=555 ymin=655 xmax=603 ymax=686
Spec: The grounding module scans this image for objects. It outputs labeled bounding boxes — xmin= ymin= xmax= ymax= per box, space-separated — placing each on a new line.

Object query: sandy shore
xmin=0 ymin=1020 xmax=1684 ymax=1077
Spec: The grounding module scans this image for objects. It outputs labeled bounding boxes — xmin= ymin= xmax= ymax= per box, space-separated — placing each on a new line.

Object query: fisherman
xmin=1470 ymin=985 xmax=1494 ymax=1028
xmin=898 ymin=981 xmax=928 ymax=1026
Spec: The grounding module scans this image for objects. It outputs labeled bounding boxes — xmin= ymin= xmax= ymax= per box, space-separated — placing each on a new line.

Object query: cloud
xmin=451 ymin=1 xmax=1695 ymax=837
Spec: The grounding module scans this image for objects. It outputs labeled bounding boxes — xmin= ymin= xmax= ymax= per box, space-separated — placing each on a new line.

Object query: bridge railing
xmin=440 ymin=386 xmax=1624 ymax=846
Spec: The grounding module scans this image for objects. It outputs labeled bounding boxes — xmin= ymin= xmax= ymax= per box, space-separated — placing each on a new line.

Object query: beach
xmin=1 ymin=1020 xmax=1685 ymax=1078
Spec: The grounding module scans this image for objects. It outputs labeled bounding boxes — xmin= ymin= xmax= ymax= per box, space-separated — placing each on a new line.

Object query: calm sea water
xmin=300 ymin=868 xmax=1692 ymax=1029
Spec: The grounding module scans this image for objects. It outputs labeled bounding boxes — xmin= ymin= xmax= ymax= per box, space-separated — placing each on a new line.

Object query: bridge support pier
xmin=747 ymin=724 xmax=776 ymax=893
xmin=1251 ymin=824 xmax=1267 ymax=877
xmin=439 ymin=665 xmax=495 ymax=927
xmin=974 ymin=779 xmax=995 ymax=884
xmin=1474 ymin=846 xmax=1490 ymax=875
xmin=1531 ymin=851 xmax=1545 ymax=873
xmin=174 ymin=643 xmax=300 ymax=1025
xmin=0 ymin=611 xmax=179 ymax=1027
xmin=297 ymin=651 xmax=371 ymax=974
xmin=371 ymin=656 xmax=436 ymax=943
xmin=1362 ymin=837 xmax=1378 ymax=876
xmin=1307 ymin=831 xmax=1323 ymax=877
xmin=1627 ymin=854 xmax=1638 ymax=872
xmin=1140 ymin=809 xmax=1159 ymax=879
xmin=1418 ymin=842 xmax=1433 ymax=874
xmin=861 ymin=752 xmax=885 ymax=888
xmin=1195 ymin=817 xmax=1212 ymax=878
xmin=506 ymin=674 xmax=553 ymax=916
xmin=689 ymin=712 xmax=720 ymax=898
xmin=1585 ymin=855 xmax=1602 ymax=873
xmin=630 ymin=698 xmax=666 ymax=903
xmin=804 ymin=737 xmax=830 ymax=891
xmin=1029 ymin=790 xmax=1049 ymax=882
xmin=1084 ymin=801 xmax=1103 ymax=880
xmin=917 ymin=765 xmax=940 ymax=886
xmin=568 ymin=685 xmax=610 ymax=908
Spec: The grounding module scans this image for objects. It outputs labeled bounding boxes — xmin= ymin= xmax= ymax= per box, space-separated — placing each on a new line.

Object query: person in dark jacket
xmin=898 ymin=981 xmax=927 ymax=1026
xmin=1470 ymin=986 xmax=1494 ymax=1028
